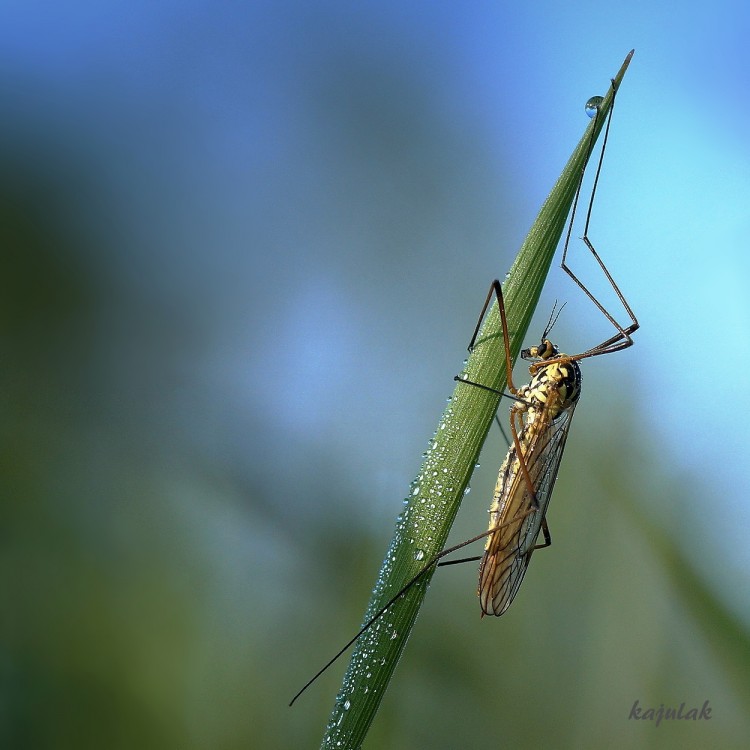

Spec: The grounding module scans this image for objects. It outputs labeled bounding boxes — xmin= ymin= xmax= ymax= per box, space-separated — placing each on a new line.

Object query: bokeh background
xmin=3 ymin=2 xmax=749 ymax=749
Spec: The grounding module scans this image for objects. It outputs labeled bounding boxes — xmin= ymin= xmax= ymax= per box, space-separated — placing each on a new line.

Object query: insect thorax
xmin=516 ymin=355 xmax=581 ymax=421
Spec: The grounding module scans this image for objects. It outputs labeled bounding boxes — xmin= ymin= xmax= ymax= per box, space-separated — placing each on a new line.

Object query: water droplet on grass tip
xmin=585 ymin=95 xmax=603 ymax=118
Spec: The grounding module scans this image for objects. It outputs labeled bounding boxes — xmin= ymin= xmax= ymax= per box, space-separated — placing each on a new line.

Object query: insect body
xmin=478 ymin=340 xmax=581 ymax=615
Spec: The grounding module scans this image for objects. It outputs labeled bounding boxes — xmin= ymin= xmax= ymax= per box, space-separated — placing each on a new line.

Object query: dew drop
xmin=415 ymin=549 xmax=425 ymax=561
xmin=585 ymin=95 xmax=603 ymax=118
xmin=343 ymin=700 xmax=351 ymax=710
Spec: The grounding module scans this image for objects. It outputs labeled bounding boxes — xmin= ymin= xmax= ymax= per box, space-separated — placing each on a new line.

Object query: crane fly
xmin=457 ymin=76 xmax=638 ymax=614
xmin=290 ymin=71 xmax=638 ymax=706
xmin=459 ymin=285 xmax=583 ymax=616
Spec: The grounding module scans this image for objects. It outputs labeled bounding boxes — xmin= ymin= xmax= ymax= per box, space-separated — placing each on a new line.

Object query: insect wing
xmin=478 ymin=399 xmax=577 ymax=615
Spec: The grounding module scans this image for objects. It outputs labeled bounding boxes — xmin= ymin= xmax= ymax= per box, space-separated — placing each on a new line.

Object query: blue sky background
xmin=3 ymin=2 xmax=749 ymax=747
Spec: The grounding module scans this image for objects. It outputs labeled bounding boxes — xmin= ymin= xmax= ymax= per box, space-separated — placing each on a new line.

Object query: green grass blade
xmin=319 ymin=51 xmax=634 ymax=749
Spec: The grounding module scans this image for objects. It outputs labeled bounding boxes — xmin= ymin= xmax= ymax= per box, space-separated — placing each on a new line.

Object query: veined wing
xmin=478 ymin=394 xmax=577 ymax=616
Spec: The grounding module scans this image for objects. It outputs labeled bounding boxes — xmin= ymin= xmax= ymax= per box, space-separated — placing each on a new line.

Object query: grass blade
xmin=319 ymin=51 xmax=634 ymax=749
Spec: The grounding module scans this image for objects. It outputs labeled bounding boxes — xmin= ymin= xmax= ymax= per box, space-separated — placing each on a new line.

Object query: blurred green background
xmin=2 ymin=2 xmax=749 ymax=749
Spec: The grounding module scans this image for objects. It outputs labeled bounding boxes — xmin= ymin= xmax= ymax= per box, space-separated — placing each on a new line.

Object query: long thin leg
xmin=288 ymin=507 xmax=536 ymax=706
xmin=438 ymin=555 xmax=481 ymax=566
xmin=534 ymin=518 xmax=552 ymax=551
xmin=494 ymin=413 xmax=510 ymax=447
xmin=555 ymin=78 xmax=640 ymax=365
xmin=509 ymin=405 xmax=539 ymax=511
xmin=466 ymin=279 xmax=519 ymax=394
xmin=456 ymin=284 xmax=543 ymax=560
